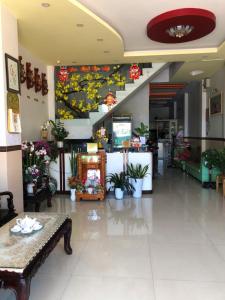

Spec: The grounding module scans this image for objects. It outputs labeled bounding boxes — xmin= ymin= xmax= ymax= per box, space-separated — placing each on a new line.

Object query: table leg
xmin=11 ymin=277 xmax=31 ymax=300
xmin=64 ymin=220 xmax=72 ymax=255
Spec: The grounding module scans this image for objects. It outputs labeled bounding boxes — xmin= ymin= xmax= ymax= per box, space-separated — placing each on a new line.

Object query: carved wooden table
xmin=0 ymin=213 xmax=72 ymax=300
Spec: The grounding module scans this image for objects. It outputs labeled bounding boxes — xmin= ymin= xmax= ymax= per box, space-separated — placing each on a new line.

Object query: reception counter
xmin=50 ymin=151 xmax=153 ymax=193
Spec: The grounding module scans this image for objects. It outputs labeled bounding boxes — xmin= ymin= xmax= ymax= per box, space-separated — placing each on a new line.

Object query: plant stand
xmin=76 ymin=191 xmax=104 ymax=201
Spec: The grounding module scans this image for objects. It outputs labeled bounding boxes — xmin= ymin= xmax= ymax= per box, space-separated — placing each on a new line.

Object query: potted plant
xmin=127 ymin=163 xmax=149 ymax=198
xmin=202 ymin=149 xmax=220 ymax=188
xmin=49 ymin=120 xmax=69 ymax=148
xmin=68 ymin=177 xmax=83 ymax=201
xmin=134 ymin=122 xmax=149 ymax=145
xmin=107 ymin=172 xmax=134 ymax=200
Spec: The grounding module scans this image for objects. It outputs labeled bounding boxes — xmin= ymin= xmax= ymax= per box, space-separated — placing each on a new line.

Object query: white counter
xmin=106 ymin=152 xmax=152 ymax=192
xmin=50 ymin=152 xmax=153 ymax=193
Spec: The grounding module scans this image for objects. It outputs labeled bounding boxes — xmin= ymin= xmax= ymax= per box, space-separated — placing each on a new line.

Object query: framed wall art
xmin=7 ymin=92 xmax=21 ymax=133
xmin=5 ymin=53 xmax=20 ymax=94
xmin=209 ymin=92 xmax=223 ymax=116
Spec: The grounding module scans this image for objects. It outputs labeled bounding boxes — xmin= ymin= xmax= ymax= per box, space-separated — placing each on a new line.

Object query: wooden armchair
xmin=0 ymin=191 xmax=17 ymax=227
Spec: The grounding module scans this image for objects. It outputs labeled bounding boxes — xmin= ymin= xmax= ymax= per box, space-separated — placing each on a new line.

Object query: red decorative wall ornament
xmin=147 ymin=8 xmax=216 ymax=43
xmin=34 ymin=68 xmax=42 ymax=93
xmin=57 ymin=67 xmax=69 ymax=82
xmin=101 ymin=65 xmax=110 ymax=72
xmin=129 ymin=64 xmax=141 ymax=80
xmin=26 ymin=62 xmax=34 ymax=89
xmin=41 ymin=73 xmax=48 ymax=96
xmin=104 ymin=92 xmax=117 ymax=108
xmin=80 ymin=66 xmax=90 ymax=72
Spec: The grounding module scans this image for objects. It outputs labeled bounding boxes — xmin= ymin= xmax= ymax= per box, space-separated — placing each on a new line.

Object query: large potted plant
xmin=202 ymin=149 xmax=220 ymax=188
xmin=49 ymin=120 xmax=69 ymax=148
xmin=134 ymin=122 xmax=149 ymax=145
xmin=127 ymin=163 xmax=149 ymax=198
xmin=107 ymin=172 xmax=134 ymax=200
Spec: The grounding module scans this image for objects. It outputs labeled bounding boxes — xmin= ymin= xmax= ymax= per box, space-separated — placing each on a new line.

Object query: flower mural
xmin=55 ymin=64 xmax=127 ymax=119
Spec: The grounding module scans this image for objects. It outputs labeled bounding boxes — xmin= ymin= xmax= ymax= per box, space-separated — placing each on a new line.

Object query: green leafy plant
xmin=127 ymin=163 xmax=149 ymax=179
xmin=134 ymin=122 xmax=149 ymax=136
xmin=106 ymin=172 xmax=134 ymax=193
xmin=69 ymin=151 xmax=77 ymax=176
xmin=202 ymin=149 xmax=220 ymax=170
xmin=212 ymin=148 xmax=225 ymax=174
xmin=49 ymin=120 xmax=69 ymax=141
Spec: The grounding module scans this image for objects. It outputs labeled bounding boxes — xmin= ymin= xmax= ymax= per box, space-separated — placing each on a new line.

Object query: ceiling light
xmin=76 ymin=24 xmax=84 ymax=28
xmin=166 ymin=25 xmax=194 ymax=38
xmin=104 ymin=50 xmax=110 ymax=54
xmin=56 ymin=60 xmax=60 ymax=64
xmin=97 ymin=38 xmax=104 ymax=42
xmin=190 ymin=70 xmax=204 ymax=76
xmin=41 ymin=3 xmax=50 ymax=8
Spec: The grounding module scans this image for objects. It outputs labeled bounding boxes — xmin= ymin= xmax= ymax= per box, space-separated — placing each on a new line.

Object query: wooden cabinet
xmin=76 ymin=152 xmax=106 ymax=201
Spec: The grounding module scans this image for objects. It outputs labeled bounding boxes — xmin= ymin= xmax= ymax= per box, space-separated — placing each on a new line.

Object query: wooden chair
xmin=0 ymin=191 xmax=17 ymax=226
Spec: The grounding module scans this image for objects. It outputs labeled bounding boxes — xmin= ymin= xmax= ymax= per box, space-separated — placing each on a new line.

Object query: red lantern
xmin=129 ymin=64 xmax=141 ymax=80
xmin=104 ymin=92 xmax=117 ymax=108
xmin=57 ymin=67 xmax=69 ymax=82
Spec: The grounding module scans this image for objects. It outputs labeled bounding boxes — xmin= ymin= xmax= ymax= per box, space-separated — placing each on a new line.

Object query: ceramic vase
xmin=27 ymin=183 xmax=35 ymax=194
xmin=115 ymin=188 xmax=124 ymax=200
xmin=87 ymin=187 xmax=93 ymax=194
xmin=57 ymin=141 xmax=64 ymax=148
xmin=131 ymin=178 xmax=143 ymax=198
xmin=70 ymin=188 xmax=76 ymax=201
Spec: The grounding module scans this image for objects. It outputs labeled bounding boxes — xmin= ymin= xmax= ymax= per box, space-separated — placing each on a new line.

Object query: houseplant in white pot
xmin=134 ymin=122 xmax=149 ymax=145
xmin=49 ymin=120 xmax=69 ymax=148
xmin=127 ymin=163 xmax=149 ymax=198
xmin=107 ymin=172 xmax=134 ymax=200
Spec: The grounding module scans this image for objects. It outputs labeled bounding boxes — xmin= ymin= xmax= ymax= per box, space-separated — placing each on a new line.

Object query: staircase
xmin=63 ymin=62 xmax=167 ymax=139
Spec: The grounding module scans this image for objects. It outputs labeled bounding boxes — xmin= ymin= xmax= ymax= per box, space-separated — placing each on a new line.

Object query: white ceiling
xmin=78 ymin=0 xmax=225 ymax=51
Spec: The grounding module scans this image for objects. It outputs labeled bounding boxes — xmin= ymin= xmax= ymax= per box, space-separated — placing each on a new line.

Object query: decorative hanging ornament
xmin=57 ymin=67 xmax=69 ymax=82
xmin=104 ymin=92 xmax=117 ymax=109
xmin=129 ymin=64 xmax=141 ymax=80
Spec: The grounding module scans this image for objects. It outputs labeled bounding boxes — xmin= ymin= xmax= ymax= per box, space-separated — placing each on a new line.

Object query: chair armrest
xmin=0 ymin=191 xmax=16 ymax=213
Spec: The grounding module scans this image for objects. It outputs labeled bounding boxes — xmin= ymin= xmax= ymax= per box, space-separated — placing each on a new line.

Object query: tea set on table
xmin=10 ymin=215 xmax=43 ymax=234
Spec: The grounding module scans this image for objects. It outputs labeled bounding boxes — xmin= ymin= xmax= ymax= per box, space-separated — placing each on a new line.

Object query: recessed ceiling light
xmin=190 ymin=70 xmax=204 ymax=76
xmin=97 ymin=38 xmax=104 ymax=42
xmin=41 ymin=3 xmax=50 ymax=8
xmin=104 ymin=50 xmax=110 ymax=54
xmin=56 ymin=60 xmax=61 ymax=64
xmin=76 ymin=24 xmax=84 ymax=28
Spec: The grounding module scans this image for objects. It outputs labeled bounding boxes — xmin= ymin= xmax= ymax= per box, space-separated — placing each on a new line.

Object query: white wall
xmin=207 ymin=66 xmax=225 ymax=138
xmin=19 ymin=45 xmax=49 ymax=141
xmin=111 ymin=83 xmax=149 ymax=129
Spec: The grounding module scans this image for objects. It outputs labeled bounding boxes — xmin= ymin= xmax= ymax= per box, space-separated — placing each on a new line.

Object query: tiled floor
xmin=2 ymin=168 xmax=225 ymax=299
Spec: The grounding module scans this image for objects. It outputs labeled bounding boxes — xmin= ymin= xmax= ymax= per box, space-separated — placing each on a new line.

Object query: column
xmin=0 ymin=4 xmax=23 ymax=212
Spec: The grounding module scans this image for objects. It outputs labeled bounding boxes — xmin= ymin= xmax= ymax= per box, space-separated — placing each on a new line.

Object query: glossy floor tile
xmin=3 ymin=168 xmax=225 ymax=300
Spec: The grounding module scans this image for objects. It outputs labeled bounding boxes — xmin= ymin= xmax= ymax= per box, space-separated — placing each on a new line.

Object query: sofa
xmin=175 ymin=145 xmax=221 ymax=186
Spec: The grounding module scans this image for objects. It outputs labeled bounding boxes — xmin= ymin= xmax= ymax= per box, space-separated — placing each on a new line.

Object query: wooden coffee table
xmin=0 ymin=213 xmax=72 ymax=300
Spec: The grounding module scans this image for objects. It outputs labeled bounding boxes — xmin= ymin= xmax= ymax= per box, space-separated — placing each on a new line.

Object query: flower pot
xmin=41 ymin=129 xmax=48 ymax=140
xmin=27 ymin=183 xmax=35 ymax=194
xmin=57 ymin=141 xmax=64 ymax=148
xmin=70 ymin=188 xmax=76 ymax=201
xmin=140 ymin=136 xmax=146 ymax=145
xmin=87 ymin=187 xmax=93 ymax=194
xmin=115 ymin=188 xmax=124 ymax=200
xmin=131 ymin=178 xmax=143 ymax=198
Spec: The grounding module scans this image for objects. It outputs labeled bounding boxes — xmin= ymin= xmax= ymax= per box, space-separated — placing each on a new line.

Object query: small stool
xmin=216 ymin=175 xmax=225 ymax=197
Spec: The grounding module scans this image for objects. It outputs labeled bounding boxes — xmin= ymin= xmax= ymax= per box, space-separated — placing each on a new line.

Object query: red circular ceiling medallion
xmin=147 ymin=8 xmax=216 ymax=43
